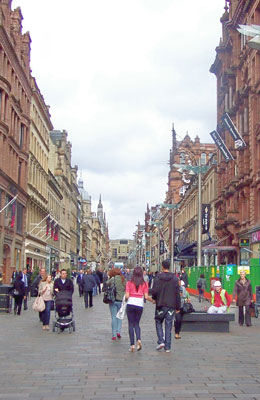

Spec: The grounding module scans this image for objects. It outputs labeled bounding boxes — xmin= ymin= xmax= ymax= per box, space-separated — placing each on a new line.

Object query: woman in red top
xmin=125 ymin=266 xmax=154 ymax=352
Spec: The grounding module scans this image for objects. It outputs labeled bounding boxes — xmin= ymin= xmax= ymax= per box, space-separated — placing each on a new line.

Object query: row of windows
xmin=28 ymin=159 xmax=48 ymax=199
xmin=31 ymin=104 xmax=49 ymax=145
xmin=0 ymin=48 xmax=30 ymax=114
xmin=30 ymin=131 xmax=48 ymax=171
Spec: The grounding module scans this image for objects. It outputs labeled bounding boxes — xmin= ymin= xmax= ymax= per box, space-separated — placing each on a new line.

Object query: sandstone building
xmin=210 ymin=0 xmax=260 ymax=265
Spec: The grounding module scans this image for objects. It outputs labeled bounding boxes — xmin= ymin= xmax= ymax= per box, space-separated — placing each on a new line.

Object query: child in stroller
xmin=53 ymin=290 xmax=75 ymax=333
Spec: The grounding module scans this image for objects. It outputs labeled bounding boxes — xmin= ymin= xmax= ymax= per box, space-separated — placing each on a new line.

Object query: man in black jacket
xmin=152 ymin=260 xmax=180 ymax=353
xmin=54 ymin=269 xmax=74 ymax=294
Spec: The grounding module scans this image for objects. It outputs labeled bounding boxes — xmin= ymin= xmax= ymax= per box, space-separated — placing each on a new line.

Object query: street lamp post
xmin=173 ymin=161 xmax=210 ymax=267
xmin=160 ymin=202 xmax=179 ymax=272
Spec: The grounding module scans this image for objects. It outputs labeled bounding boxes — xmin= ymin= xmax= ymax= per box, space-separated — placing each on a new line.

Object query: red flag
xmin=54 ymin=224 xmax=59 ymax=241
xmin=10 ymin=200 xmax=16 ymax=228
xmin=51 ymin=220 xmax=55 ymax=238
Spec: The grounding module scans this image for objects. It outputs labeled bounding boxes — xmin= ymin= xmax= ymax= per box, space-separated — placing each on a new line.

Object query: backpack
xmin=103 ymin=278 xmax=117 ymax=304
xmin=197 ymin=279 xmax=202 ymax=289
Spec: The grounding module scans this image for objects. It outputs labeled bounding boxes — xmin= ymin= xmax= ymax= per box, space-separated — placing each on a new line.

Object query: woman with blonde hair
xmin=38 ymin=274 xmax=54 ymax=330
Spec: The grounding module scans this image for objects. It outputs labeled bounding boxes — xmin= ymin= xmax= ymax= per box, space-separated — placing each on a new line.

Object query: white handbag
xmin=32 ymin=295 xmax=45 ymax=312
xmin=116 ymin=295 xmax=127 ymax=320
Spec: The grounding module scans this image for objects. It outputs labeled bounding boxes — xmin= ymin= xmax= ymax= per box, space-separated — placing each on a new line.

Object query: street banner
xmin=202 ymin=204 xmax=210 ymax=234
xmin=221 ymin=112 xmax=246 ymax=150
xmin=159 ymin=239 xmax=165 ymax=255
xmin=210 ymin=130 xmax=234 ymax=162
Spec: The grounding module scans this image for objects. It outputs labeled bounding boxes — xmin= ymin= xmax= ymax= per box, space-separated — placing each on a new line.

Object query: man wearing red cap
xmin=207 ymin=281 xmax=231 ymax=314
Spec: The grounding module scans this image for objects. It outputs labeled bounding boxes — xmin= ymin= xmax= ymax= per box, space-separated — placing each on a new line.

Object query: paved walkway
xmin=0 ymin=287 xmax=260 ymax=400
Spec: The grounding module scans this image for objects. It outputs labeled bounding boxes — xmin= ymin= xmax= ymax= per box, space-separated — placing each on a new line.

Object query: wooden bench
xmin=182 ymin=312 xmax=235 ymax=332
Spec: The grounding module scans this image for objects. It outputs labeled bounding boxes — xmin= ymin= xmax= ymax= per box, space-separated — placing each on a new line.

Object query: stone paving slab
xmin=0 ymin=287 xmax=260 ymax=399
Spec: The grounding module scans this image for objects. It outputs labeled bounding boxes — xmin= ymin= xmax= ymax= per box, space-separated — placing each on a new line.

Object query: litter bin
xmin=0 ymin=285 xmax=13 ymax=313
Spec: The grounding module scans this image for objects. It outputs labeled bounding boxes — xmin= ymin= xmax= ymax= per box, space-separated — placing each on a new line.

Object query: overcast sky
xmin=13 ymin=0 xmax=224 ymax=240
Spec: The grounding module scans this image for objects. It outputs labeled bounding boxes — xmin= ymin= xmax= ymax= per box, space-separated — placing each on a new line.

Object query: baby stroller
xmin=52 ymin=290 xmax=75 ymax=333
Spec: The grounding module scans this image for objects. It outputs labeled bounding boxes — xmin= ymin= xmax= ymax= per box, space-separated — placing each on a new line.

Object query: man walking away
xmin=152 ymin=260 xmax=180 ymax=353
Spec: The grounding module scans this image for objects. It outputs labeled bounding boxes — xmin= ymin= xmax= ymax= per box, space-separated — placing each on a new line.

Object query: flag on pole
xmin=46 ymin=216 xmax=51 ymax=236
xmin=10 ymin=200 xmax=16 ymax=228
xmin=51 ymin=220 xmax=55 ymax=238
xmin=54 ymin=224 xmax=59 ymax=241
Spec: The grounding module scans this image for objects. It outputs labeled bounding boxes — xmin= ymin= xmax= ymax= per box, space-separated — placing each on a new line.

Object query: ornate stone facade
xmin=0 ymin=1 xmax=31 ymax=282
xmin=210 ymin=0 xmax=260 ymax=264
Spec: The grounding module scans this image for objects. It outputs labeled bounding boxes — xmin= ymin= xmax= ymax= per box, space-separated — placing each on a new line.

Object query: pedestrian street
xmin=0 ymin=291 xmax=260 ymax=400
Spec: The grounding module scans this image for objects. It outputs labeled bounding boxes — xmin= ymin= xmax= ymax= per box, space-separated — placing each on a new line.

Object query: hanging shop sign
xmin=240 ymin=238 xmax=250 ymax=247
xmin=159 ymin=240 xmax=165 ymax=255
xmin=202 ymin=204 xmax=210 ymax=234
xmin=210 ymin=130 xmax=234 ymax=162
xmin=221 ymin=112 xmax=246 ymax=150
xmin=252 ymin=230 xmax=260 ymax=243
xmin=238 ymin=265 xmax=250 ymax=274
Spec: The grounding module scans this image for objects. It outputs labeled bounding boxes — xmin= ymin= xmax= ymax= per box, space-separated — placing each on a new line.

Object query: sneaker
xmin=165 ymin=349 xmax=171 ymax=353
xmin=156 ymin=343 xmax=165 ymax=351
xmin=117 ymin=333 xmax=121 ymax=339
xmin=112 ymin=336 xmax=116 ymax=340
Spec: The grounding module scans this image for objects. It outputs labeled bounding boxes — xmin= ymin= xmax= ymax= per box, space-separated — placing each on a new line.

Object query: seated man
xmin=207 ymin=281 xmax=231 ymax=314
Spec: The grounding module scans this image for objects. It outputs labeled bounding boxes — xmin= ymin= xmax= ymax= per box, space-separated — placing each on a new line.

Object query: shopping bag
xmin=116 ymin=296 xmax=127 ymax=320
xmin=32 ymin=295 xmax=45 ymax=312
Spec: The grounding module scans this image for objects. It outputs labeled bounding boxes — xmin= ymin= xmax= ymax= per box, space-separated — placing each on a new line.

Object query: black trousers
xmin=14 ymin=295 xmax=23 ymax=315
xmin=84 ymin=291 xmax=93 ymax=308
xmin=78 ymin=284 xmax=83 ymax=297
xmin=238 ymin=305 xmax=251 ymax=326
xmin=175 ymin=310 xmax=183 ymax=335
xmin=23 ymin=287 xmax=29 ymax=309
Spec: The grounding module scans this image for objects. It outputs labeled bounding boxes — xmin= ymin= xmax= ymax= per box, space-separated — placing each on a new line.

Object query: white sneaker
xmin=156 ymin=343 xmax=165 ymax=351
xmin=165 ymin=349 xmax=171 ymax=353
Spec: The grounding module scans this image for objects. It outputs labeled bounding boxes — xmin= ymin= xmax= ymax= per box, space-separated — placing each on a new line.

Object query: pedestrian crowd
xmin=8 ymin=262 xmax=255 ymax=353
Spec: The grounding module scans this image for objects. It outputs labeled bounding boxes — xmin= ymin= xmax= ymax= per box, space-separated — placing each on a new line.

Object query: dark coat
xmin=179 ymin=271 xmax=188 ymax=287
xmin=30 ymin=275 xmax=42 ymax=297
xmin=13 ymin=279 xmax=25 ymax=296
xmin=76 ymin=274 xmax=84 ymax=286
xmin=82 ymin=274 xmax=96 ymax=292
xmin=54 ymin=278 xmax=74 ymax=294
xmin=96 ymin=270 xmax=103 ymax=284
xmin=152 ymin=272 xmax=181 ymax=310
xmin=233 ymin=278 xmax=252 ymax=306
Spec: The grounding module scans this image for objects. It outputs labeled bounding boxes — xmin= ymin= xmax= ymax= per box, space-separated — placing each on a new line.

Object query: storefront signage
xmin=226 ymin=265 xmax=233 ymax=275
xmin=238 ymin=266 xmax=250 ymax=274
xmin=210 ymin=130 xmax=234 ymax=162
xmin=159 ymin=240 xmax=165 ymax=255
xmin=252 ymin=230 xmax=260 ymax=243
xmin=221 ymin=112 xmax=246 ymax=150
xmin=240 ymin=238 xmax=249 ymax=246
xmin=202 ymin=204 xmax=210 ymax=234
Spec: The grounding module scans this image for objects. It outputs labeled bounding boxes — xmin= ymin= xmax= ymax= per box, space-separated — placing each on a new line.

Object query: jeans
xmin=126 ymin=304 xmax=143 ymax=346
xmin=155 ymin=307 xmax=175 ymax=351
xmin=93 ymin=286 xmax=97 ymax=296
xmin=109 ymin=301 xmax=122 ymax=337
xmin=84 ymin=291 xmax=93 ymax=307
xmin=239 ymin=305 xmax=251 ymax=325
xmin=41 ymin=300 xmax=52 ymax=325
xmin=198 ymin=288 xmax=204 ymax=302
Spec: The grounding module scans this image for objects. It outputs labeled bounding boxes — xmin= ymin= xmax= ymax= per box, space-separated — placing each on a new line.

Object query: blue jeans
xmin=155 ymin=307 xmax=175 ymax=350
xmin=41 ymin=300 xmax=52 ymax=325
xmin=109 ymin=301 xmax=122 ymax=337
